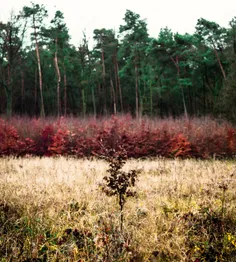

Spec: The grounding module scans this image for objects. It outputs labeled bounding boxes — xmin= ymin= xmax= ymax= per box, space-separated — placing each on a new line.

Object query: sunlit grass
xmin=0 ymin=157 xmax=236 ymax=261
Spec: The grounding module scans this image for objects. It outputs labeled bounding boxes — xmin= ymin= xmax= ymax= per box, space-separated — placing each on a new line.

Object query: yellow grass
xmin=0 ymin=157 xmax=236 ymax=261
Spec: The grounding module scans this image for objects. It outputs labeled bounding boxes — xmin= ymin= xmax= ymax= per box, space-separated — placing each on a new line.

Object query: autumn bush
xmin=1 ymin=115 xmax=236 ymax=158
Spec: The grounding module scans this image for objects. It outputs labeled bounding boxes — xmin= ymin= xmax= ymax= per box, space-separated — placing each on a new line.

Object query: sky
xmin=1 ymin=0 xmax=236 ymax=47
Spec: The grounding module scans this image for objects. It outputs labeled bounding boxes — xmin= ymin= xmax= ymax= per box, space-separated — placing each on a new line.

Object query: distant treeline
xmin=1 ymin=4 xmax=236 ymax=120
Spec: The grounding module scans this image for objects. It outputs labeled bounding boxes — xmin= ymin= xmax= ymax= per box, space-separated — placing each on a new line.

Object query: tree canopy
xmin=1 ymin=6 xmax=236 ymax=120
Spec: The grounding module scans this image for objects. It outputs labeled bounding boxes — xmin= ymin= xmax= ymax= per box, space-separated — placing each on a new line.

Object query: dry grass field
xmin=0 ymin=157 xmax=236 ymax=261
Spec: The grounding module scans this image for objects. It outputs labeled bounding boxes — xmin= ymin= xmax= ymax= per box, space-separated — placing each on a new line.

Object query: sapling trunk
xmin=101 ymin=149 xmax=138 ymax=234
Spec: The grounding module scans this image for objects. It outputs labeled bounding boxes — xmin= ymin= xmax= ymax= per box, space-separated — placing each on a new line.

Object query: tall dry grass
xmin=0 ymin=157 xmax=236 ymax=261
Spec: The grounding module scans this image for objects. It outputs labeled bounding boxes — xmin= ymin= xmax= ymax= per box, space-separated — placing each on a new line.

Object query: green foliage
xmin=1 ymin=6 xmax=236 ymax=118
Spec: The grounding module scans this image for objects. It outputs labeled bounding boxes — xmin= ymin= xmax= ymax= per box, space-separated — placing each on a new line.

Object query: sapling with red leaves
xmin=100 ymin=148 xmax=138 ymax=232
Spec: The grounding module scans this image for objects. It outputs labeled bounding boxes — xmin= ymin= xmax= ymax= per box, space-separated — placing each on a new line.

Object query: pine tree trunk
xmin=5 ymin=87 xmax=12 ymax=119
xmin=5 ymin=24 xmax=13 ymax=118
xmin=170 ymin=56 xmax=188 ymax=119
xmin=54 ymin=38 xmax=61 ymax=118
xmin=150 ymin=80 xmax=153 ymax=116
xmin=92 ymin=87 xmax=96 ymax=118
xmin=101 ymin=47 xmax=107 ymax=115
xmin=135 ymin=61 xmax=139 ymax=118
xmin=63 ymin=65 xmax=67 ymax=116
xmin=159 ymin=79 xmax=163 ymax=118
xmin=110 ymin=78 xmax=117 ymax=115
xmin=213 ymin=48 xmax=226 ymax=80
xmin=114 ymin=54 xmax=123 ymax=113
xmin=6 ymin=62 xmax=12 ymax=118
xmin=33 ymin=19 xmax=45 ymax=118
xmin=113 ymin=56 xmax=118 ymax=110
xmin=34 ymin=68 xmax=38 ymax=115
xmin=98 ymin=82 xmax=103 ymax=115
xmin=21 ymin=67 xmax=25 ymax=115
xmin=82 ymin=88 xmax=86 ymax=118
xmin=181 ymin=85 xmax=188 ymax=119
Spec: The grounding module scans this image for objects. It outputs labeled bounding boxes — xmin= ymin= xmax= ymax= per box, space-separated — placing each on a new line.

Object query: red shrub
xmin=227 ymin=127 xmax=236 ymax=154
xmin=48 ymin=129 xmax=77 ymax=156
xmin=0 ymin=115 xmax=236 ymax=159
xmin=35 ymin=125 xmax=55 ymax=156
xmin=0 ymin=120 xmax=20 ymax=156
xmin=167 ymin=134 xmax=194 ymax=158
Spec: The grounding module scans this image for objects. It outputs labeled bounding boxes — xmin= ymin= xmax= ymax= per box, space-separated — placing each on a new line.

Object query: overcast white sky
xmin=1 ymin=0 xmax=236 ymax=47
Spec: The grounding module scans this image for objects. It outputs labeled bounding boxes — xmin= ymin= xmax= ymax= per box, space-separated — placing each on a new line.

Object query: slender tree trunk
xmin=21 ymin=65 xmax=25 ymax=115
xmin=6 ymin=61 xmax=12 ymax=118
xmin=1 ymin=76 xmax=11 ymax=118
xmin=63 ymin=65 xmax=67 ymax=116
xmin=116 ymin=59 xmax=123 ymax=113
xmin=159 ymin=78 xmax=163 ymax=118
xmin=5 ymin=24 xmax=13 ymax=118
xmin=140 ymin=97 xmax=143 ymax=118
xmin=54 ymin=38 xmax=61 ymax=118
xmin=149 ymin=80 xmax=153 ymax=116
xmin=181 ymin=85 xmax=188 ymax=119
xmin=203 ymin=63 xmax=215 ymax=111
xmin=92 ymin=86 xmax=96 ymax=118
xmin=110 ymin=78 xmax=116 ymax=115
xmin=113 ymin=53 xmax=123 ymax=113
xmin=139 ymin=81 xmax=145 ymax=117
xmin=19 ymin=57 xmax=25 ymax=115
xmin=34 ymin=68 xmax=38 ymax=115
xmin=213 ymin=48 xmax=226 ymax=80
xmin=101 ymin=47 xmax=107 ymax=115
xmin=87 ymin=48 xmax=96 ymax=117
xmin=193 ymin=82 xmax=197 ymax=115
xmin=33 ymin=17 xmax=45 ymax=118
xmin=211 ymin=41 xmax=226 ymax=79
xmin=203 ymin=78 xmax=206 ymax=115
xmin=5 ymin=88 xmax=12 ymax=118
xmin=82 ymin=88 xmax=86 ymax=118
xmin=113 ymin=56 xmax=118 ymax=110
xmin=135 ymin=60 xmax=139 ymax=118
xmin=98 ymin=82 xmax=103 ymax=115
xmin=187 ymin=85 xmax=193 ymax=115
xmin=170 ymin=56 xmax=188 ymax=119
xmin=233 ymin=35 xmax=236 ymax=55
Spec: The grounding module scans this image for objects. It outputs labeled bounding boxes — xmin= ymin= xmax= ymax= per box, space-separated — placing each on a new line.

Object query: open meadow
xmin=0 ymin=157 xmax=236 ymax=261
xmin=2 ymin=1 xmax=236 ymax=260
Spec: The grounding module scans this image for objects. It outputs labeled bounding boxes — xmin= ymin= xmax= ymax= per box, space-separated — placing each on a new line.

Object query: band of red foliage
xmin=0 ymin=115 xmax=235 ymax=159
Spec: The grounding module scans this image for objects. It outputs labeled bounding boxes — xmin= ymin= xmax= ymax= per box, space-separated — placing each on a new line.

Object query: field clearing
xmin=0 ymin=157 xmax=236 ymax=261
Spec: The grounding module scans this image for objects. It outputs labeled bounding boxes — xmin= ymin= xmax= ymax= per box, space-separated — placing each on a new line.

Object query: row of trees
xmin=1 ymin=3 xmax=236 ymax=119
